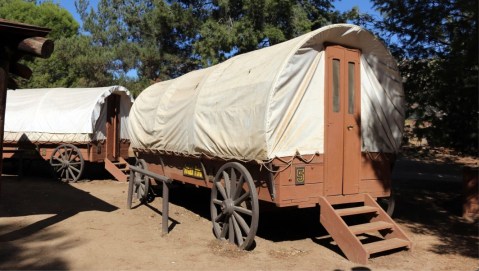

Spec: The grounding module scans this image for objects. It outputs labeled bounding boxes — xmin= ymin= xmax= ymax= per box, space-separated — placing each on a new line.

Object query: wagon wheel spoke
xmin=233 ymin=211 xmax=250 ymax=234
xmin=234 ymin=206 xmax=253 ymax=216
xmin=65 ymin=167 xmax=70 ymax=181
xmin=220 ymin=221 xmax=229 ymax=239
xmin=214 ymin=212 xmax=225 ymax=223
xmin=70 ymin=166 xmax=81 ymax=174
xmin=231 ymin=215 xmax=244 ymax=246
xmin=234 ymin=190 xmax=250 ymax=205
xmin=52 ymin=157 xmax=63 ymax=163
xmin=232 ymin=176 xmax=244 ymax=200
xmin=66 ymin=147 xmax=73 ymax=160
xmin=136 ymin=185 xmax=144 ymax=200
xmin=58 ymin=168 xmax=65 ymax=178
xmin=228 ymin=217 xmax=234 ymax=243
xmin=229 ymin=168 xmax=237 ymax=198
xmin=68 ymin=167 xmax=78 ymax=180
xmin=210 ymin=162 xmax=259 ymax=250
xmin=63 ymin=146 xmax=71 ymax=160
xmin=58 ymin=150 xmax=67 ymax=160
xmin=59 ymin=151 xmax=67 ymax=161
xmin=215 ymin=181 xmax=228 ymax=199
xmin=222 ymin=171 xmax=231 ymax=198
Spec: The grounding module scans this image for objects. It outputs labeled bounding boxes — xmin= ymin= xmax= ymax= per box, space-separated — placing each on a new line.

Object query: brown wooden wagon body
xmin=127 ymin=24 xmax=412 ymax=264
xmin=3 ymin=86 xmax=133 ymax=182
xmin=134 ymin=151 xmax=394 ymax=208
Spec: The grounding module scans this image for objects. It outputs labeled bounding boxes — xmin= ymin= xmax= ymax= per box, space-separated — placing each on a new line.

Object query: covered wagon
xmin=3 ymin=86 xmax=133 ymax=182
xmin=127 ymin=24 xmax=412 ymax=264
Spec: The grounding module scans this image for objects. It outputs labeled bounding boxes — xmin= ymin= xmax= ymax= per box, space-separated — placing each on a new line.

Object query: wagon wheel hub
xmin=221 ymin=199 xmax=235 ymax=216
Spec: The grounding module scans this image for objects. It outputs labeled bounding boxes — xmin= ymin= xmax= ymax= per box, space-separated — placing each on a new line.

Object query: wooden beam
xmin=10 ymin=62 xmax=32 ymax=79
xmin=0 ymin=18 xmax=50 ymax=37
xmin=17 ymin=37 xmax=54 ymax=58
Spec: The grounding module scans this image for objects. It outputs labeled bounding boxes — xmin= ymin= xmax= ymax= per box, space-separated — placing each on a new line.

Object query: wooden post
xmin=0 ymin=19 xmax=53 ymax=200
xmin=463 ymin=166 xmax=479 ymax=221
xmin=11 ymin=63 xmax=32 ymax=79
xmin=0 ymin=67 xmax=7 ymax=195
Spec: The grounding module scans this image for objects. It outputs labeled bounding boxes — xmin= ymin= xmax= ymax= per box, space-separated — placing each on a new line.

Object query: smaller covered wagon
xmin=3 ymin=86 xmax=133 ymax=182
xmin=127 ymin=24 xmax=412 ymax=264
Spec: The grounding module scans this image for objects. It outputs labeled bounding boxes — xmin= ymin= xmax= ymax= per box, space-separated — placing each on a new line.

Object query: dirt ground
xmin=0 ymin=151 xmax=478 ymax=270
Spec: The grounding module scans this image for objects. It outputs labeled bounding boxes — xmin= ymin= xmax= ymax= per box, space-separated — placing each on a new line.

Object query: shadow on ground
xmin=0 ymin=170 xmax=117 ymax=269
xmin=2 ymin=157 xmax=119 ymax=182
xmin=392 ymin=158 xmax=478 ymax=258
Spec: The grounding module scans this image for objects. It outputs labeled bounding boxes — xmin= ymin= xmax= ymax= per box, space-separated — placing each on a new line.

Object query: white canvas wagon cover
xmin=129 ymin=24 xmax=404 ymax=161
xmin=4 ymin=86 xmax=133 ymax=143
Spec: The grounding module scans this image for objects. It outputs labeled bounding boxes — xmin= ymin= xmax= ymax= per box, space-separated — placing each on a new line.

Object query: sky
xmin=55 ymin=0 xmax=380 ymax=27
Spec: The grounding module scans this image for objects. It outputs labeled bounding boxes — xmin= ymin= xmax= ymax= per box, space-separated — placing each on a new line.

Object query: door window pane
xmin=348 ymin=62 xmax=355 ymax=114
xmin=333 ymin=59 xmax=340 ymax=112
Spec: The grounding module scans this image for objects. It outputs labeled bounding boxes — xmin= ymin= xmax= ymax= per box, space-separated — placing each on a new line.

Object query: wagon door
xmin=324 ymin=45 xmax=361 ymax=195
xmin=106 ymin=94 xmax=121 ymax=160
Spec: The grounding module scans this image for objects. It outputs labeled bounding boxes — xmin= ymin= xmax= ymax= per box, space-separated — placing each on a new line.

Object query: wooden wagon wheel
xmin=49 ymin=144 xmax=84 ymax=182
xmin=377 ymin=192 xmax=396 ymax=217
xmin=127 ymin=159 xmax=151 ymax=208
xmin=210 ymin=162 xmax=259 ymax=250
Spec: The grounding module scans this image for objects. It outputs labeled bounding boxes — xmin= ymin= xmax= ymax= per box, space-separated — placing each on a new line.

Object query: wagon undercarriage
xmin=127 ymin=150 xmax=411 ymax=264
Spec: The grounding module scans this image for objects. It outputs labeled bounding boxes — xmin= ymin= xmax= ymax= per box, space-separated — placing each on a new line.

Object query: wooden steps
xmin=349 ymin=221 xmax=393 ymax=235
xmin=336 ymin=206 xmax=377 ymax=216
xmin=104 ymin=157 xmax=130 ymax=182
xmin=319 ymin=194 xmax=412 ymax=264
xmin=364 ymin=238 xmax=411 ymax=255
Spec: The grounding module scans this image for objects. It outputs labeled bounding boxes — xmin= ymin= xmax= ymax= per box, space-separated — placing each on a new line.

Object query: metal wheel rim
xmin=134 ymin=159 xmax=150 ymax=202
xmin=210 ymin=162 xmax=259 ymax=250
xmin=49 ymin=144 xmax=84 ymax=182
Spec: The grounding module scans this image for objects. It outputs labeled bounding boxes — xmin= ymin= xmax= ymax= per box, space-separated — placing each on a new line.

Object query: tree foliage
xmin=370 ymin=0 xmax=478 ymax=153
xmin=0 ymin=0 xmax=79 ymax=39
xmin=24 ymin=36 xmax=116 ymax=88
xmin=194 ymin=0 xmax=352 ymax=65
xmin=1 ymin=0 xmax=357 ymax=94
xmin=76 ymin=0 xmax=356 ymax=83
xmin=0 ymin=0 xmax=124 ymax=89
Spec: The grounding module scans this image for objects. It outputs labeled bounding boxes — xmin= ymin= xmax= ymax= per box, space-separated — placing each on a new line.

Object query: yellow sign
xmin=183 ymin=165 xmax=204 ymax=179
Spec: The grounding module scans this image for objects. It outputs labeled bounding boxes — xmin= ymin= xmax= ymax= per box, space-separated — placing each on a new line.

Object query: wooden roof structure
xmin=0 ymin=18 xmax=54 ymax=193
